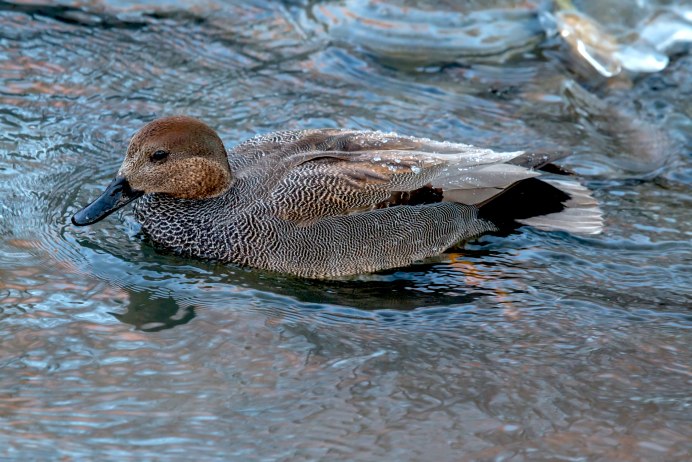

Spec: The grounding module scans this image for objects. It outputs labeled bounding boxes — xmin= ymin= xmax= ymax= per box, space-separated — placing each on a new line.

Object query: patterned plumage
xmin=73 ymin=117 xmax=602 ymax=278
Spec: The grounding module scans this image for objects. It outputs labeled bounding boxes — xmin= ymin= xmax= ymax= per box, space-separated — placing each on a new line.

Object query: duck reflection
xmin=110 ymin=291 xmax=196 ymax=332
xmin=103 ymin=244 xmax=505 ymax=332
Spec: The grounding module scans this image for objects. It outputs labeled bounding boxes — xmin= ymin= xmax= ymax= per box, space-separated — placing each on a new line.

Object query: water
xmin=1 ymin=0 xmax=691 ymax=460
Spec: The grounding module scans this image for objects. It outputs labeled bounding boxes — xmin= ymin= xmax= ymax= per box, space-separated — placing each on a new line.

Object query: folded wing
xmin=254 ymin=130 xmax=537 ymax=224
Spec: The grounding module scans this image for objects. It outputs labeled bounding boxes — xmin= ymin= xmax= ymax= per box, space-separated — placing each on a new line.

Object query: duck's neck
xmin=132 ymin=188 xmax=241 ymax=261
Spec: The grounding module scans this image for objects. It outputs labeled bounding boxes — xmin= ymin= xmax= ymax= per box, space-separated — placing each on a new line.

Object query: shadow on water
xmin=0 ymin=0 xmax=205 ymax=29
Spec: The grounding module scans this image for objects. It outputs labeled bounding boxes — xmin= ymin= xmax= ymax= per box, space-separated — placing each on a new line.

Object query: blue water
xmin=1 ymin=1 xmax=690 ymax=460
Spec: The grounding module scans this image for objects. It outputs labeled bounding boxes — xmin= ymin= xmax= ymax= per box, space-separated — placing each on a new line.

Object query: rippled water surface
xmin=1 ymin=0 xmax=691 ymax=460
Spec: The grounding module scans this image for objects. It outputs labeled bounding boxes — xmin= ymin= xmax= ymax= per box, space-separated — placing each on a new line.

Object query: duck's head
xmin=72 ymin=116 xmax=232 ymax=226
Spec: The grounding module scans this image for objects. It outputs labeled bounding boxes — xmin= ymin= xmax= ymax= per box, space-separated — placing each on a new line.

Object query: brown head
xmin=119 ymin=116 xmax=231 ymax=199
xmin=72 ymin=116 xmax=232 ymax=226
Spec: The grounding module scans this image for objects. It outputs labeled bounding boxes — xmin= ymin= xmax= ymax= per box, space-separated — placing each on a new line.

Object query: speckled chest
xmin=132 ymin=191 xmax=244 ymax=262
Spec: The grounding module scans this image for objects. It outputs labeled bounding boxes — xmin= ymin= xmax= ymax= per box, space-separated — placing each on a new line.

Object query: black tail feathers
xmin=479 ymin=178 xmax=602 ymax=235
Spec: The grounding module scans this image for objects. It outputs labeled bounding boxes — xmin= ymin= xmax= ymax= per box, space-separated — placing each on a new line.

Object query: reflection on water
xmin=113 ymin=292 xmax=196 ymax=331
xmin=307 ymin=0 xmax=545 ymax=66
xmin=1 ymin=0 xmax=691 ymax=460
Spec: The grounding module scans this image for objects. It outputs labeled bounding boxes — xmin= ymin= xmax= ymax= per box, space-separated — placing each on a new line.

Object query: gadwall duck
xmin=72 ymin=116 xmax=602 ymax=278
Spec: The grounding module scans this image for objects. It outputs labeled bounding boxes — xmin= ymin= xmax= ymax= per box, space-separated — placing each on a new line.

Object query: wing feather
xmin=235 ymin=129 xmax=549 ymax=224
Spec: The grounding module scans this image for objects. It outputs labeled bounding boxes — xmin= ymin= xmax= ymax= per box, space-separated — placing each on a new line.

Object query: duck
xmin=72 ymin=116 xmax=602 ymax=279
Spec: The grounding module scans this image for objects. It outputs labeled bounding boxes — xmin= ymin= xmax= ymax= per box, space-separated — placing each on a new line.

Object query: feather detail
xmin=517 ymin=179 xmax=603 ymax=234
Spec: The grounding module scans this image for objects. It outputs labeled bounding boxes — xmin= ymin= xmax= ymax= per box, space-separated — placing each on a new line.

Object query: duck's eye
xmin=151 ymin=150 xmax=170 ymax=162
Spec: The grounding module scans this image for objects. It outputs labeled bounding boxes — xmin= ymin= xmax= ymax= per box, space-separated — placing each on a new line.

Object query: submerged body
xmin=73 ymin=117 xmax=602 ymax=278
